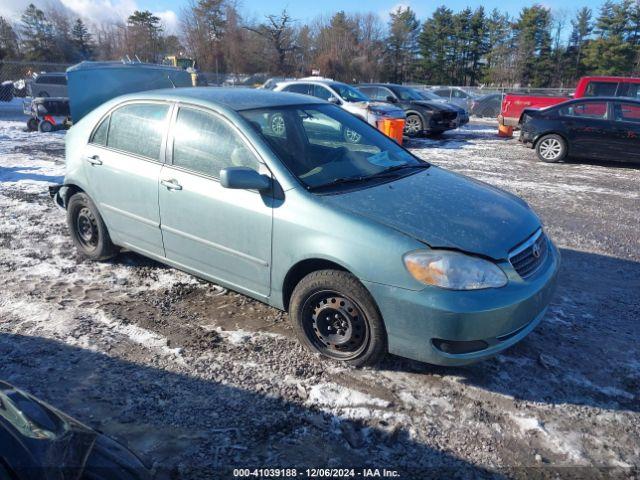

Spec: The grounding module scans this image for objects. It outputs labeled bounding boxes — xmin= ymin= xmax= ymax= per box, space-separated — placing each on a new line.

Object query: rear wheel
xmin=290 ymin=270 xmax=387 ymax=367
xmin=536 ymin=134 xmax=567 ymax=162
xmin=26 ymin=118 xmax=39 ymax=131
xmin=67 ymin=193 xmax=117 ymax=261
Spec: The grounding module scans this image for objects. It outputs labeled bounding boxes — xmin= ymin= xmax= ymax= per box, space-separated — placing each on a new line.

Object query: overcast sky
xmin=0 ymin=0 xmax=607 ymax=36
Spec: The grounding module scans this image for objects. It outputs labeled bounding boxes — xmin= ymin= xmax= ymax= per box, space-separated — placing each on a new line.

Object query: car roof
xmin=115 ymin=87 xmax=325 ymax=111
xmin=564 ymin=96 xmax=640 ymax=104
xmin=278 ymin=79 xmax=348 ymax=88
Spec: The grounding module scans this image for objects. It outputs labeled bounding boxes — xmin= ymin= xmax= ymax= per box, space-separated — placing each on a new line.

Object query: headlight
xmin=403 ymin=250 xmax=507 ymax=290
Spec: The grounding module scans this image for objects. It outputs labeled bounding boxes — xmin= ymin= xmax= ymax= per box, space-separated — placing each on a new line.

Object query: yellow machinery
xmin=163 ymin=56 xmax=198 ymax=86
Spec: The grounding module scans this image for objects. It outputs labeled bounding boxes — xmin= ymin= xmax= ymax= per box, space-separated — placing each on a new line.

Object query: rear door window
xmin=90 ymin=115 xmax=110 ymax=146
xmin=560 ymin=102 xmax=608 ymax=119
xmin=284 ymin=84 xmax=311 ymax=95
xmin=107 ymin=103 xmax=170 ymax=160
xmin=614 ymin=103 xmax=640 ymax=123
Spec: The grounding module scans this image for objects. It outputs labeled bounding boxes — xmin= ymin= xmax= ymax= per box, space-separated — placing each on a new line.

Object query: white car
xmin=26 ymin=72 xmax=68 ymax=98
xmin=274 ymin=79 xmax=405 ymax=142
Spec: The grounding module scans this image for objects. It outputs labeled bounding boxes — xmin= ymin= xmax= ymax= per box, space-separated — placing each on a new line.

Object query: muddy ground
xmin=0 ymin=101 xmax=638 ymax=479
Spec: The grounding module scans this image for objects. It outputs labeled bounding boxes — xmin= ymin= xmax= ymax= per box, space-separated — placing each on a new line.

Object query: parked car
xmin=0 ymin=380 xmax=151 ymax=479
xmin=414 ymin=89 xmax=470 ymax=126
xmin=355 ymin=83 xmax=459 ymax=136
xmin=500 ymin=75 xmax=640 ymax=128
xmin=430 ymin=87 xmax=476 ymax=111
xmin=273 ymin=79 xmax=405 ymax=142
xmin=471 ymin=93 xmax=504 ymax=118
xmin=26 ymin=72 xmax=68 ymax=98
xmin=519 ymin=97 xmax=640 ymax=163
xmin=51 ymin=88 xmax=559 ymax=367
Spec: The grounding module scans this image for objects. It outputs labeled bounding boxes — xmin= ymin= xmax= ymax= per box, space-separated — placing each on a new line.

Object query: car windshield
xmin=239 ymin=104 xmax=428 ymax=192
xmin=331 ymin=84 xmax=369 ymax=103
xmin=395 ymin=87 xmax=424 ymax=101
xmin=417 ymin=90 xmax=441 ymax=101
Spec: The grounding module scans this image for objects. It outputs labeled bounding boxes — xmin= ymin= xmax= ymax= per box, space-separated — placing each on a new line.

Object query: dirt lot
xmin=0 ymin=100 xmax=638 ymax=479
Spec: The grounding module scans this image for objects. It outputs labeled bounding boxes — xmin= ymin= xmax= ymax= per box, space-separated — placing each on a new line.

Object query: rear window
xmin=107 ymin=103 xmax=169 ymax=160
xmin=560 ymin=101 xmax=608 ymax=119
xmin=583 ymin=81 xmax=619 ymax=97
xmin=36 ymin=75 xmax=66 ymax=85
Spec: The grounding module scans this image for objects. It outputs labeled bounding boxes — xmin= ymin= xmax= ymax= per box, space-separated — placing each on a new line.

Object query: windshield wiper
xmin=307 ymin=163 xmax=430 ymax=192
xmin=377 ymin=163 xmax=431 ymax=175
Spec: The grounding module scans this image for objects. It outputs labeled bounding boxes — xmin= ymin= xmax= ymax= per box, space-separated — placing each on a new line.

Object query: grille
xmin=442 ymin=111 xmax=457 ymax=121
xmin=509 ymin=230 xmax=548 ymax=279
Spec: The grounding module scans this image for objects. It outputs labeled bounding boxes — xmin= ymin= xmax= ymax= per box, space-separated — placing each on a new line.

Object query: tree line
xmin=0 ymin=0 xmax=639 ymax=87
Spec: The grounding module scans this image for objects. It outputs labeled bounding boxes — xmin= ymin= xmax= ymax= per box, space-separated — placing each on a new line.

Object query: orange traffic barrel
xmin=498 ymin=124 xmax=513 ymax=138
xmin=377 ymin=118 xmax=405 ymax=145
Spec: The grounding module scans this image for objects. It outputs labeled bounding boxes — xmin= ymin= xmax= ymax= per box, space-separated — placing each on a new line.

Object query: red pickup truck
xmin=498 ymin=76 xmax=640 ymax=128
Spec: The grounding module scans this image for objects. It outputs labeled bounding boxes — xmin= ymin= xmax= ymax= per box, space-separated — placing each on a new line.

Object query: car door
xmin=83 ymin=101 xmax=170 ymax=257
xmin=558 ymin=101 xmax=611 ymax=157
xmin=611 ymin=102 xmax=640 ymax=161
xmin=158 ymin=105 xmax=273 ymax=298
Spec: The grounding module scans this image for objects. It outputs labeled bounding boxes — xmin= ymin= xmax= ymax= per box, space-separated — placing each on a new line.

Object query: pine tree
xmin=385 ymin=6 xmax=419 ymax=83
xmin=20 ymin=3 xmax=56 ymax=61
xmin=127 ymin=10 xmax=163 ymax=62
xmin=71 ymin=18 xmax=94 ymax=60
xmin=512 ymin=6 xmax=553 ymax=87
xmin=0 ymin=16 xmax=20 ymax=60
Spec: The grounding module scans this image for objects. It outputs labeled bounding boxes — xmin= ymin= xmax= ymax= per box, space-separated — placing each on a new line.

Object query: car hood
xmin=320 ymin=167 xmax=540 ymax=260
xmin=410 ymin=100 xmax=456 ymax=112
xmin=348 ymin=101 xmax=404 ymax=115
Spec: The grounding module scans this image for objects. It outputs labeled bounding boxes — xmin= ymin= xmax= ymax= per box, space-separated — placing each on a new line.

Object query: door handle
xmin=161 ymin=178 xmax=182 ymax=190
xmin=86 ymin=155 xmax=102 ymax=166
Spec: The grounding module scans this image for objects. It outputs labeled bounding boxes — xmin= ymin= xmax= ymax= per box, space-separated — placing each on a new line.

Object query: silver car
xmin=51 ymin=88 xmax=559 ymax=368
xmin=27 ymin=72 xmax=68 ymax=98
xmin=274 ymin=79 xmax=404 ymax=142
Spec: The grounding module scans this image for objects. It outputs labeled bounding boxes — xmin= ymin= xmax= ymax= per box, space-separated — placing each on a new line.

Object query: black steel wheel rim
xmin=76 ymin=207 xmax=99 ymax=251
xmin=301 ymin=290 xmax=370 ymax=360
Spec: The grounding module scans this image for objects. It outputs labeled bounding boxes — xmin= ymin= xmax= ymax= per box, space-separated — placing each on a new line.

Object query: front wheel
xmin=38 ymin=120 xmax=54 ymax=133
xmin=289 ymin=270 xmax=387 ymax=367
xmin=535 ymin=134 xmax=567 ymax=162
xmin=404 ymin=114 xmax=423 ymax=137
xmin=26 ymin=118 xmax=39 ymax=131
xmin=67 ymin=193 xmax=118 ymax=261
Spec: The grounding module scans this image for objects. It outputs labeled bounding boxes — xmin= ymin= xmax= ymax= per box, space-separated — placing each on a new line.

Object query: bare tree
xmin=244 ymin=10 xmax=297 ymax=75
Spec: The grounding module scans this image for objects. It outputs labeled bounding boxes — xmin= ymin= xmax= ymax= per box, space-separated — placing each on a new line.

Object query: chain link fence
xmin=0 ymin=60 xmax=72 ymax=102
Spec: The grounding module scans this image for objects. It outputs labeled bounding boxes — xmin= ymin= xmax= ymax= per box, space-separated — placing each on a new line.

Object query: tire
xmin=26 ymin=118 xmax=39 ymax=131
xmin=67 ymin=193 xmax=118 ymax=261
xmin=404 ymin=114 xmax=423 ymax=137
xmin=38 ymin=120 xmax=54 ymax=133
xmin=535 ymin=134 xmax=567 ymax=163
xmin=289 ymin=269 xmax=387 ymax=367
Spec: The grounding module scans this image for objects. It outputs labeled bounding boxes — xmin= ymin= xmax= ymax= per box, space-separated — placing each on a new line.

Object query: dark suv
xmin=357 ymin=83 xmax=460 ymax=136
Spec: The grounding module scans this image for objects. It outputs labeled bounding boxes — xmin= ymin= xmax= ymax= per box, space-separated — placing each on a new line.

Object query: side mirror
xmin=386 ymin=95 xmax=397 ymax=103
xmin=328 ymin=96 xmax=340 ymax=104
xmin=220 ymin=167 xmax=271 ymax=191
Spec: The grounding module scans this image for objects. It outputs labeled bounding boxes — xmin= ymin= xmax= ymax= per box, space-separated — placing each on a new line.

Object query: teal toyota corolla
xmin=51 ymin=88 xmax=560 ymax=367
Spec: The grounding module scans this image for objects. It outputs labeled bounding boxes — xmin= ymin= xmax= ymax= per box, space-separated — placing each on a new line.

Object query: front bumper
xmin=364 ymin=240 xmax=560 ymax=366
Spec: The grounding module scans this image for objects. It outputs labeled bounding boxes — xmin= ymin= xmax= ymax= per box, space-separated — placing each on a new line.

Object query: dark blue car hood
xmin=321 ymin=167 xmax=541 ymax=260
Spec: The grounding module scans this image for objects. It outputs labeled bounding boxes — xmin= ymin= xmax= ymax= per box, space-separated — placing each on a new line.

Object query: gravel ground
xmin=0 ymin=100 xmax=638 ymax=479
